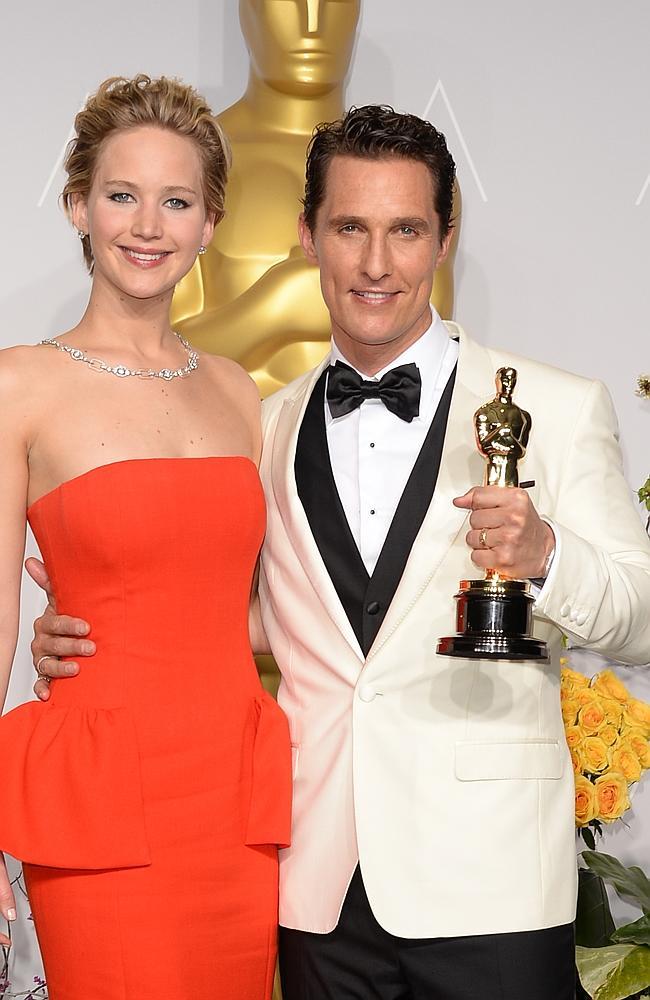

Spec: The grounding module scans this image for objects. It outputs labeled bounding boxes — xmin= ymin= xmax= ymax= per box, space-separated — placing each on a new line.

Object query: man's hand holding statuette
xmin=453 ymin=486 xmax=555 ymax=580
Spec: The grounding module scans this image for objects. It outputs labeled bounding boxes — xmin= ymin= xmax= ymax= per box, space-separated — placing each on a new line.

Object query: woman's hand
xmin=0 ymin=852 xmax=16 ymax=947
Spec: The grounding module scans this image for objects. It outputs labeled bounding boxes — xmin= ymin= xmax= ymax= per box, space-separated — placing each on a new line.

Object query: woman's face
xmin=239 ymin=0 xmax=360 ymax=95
xmin=73 ymin=125 xmax=214 ymax=302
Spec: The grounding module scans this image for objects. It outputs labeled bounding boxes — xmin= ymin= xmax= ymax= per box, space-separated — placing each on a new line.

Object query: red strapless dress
xmin=0 ymin=457 xmax=292 ymax=1000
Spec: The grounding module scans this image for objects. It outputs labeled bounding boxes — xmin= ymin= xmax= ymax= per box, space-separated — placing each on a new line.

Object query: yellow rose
xmin=574 ymin=774 xmax=597 ymax=827
xmin=570 ymin=749 xmax=582 ymax=775
xmin=564 ymin=726 xmax=583 ymax=751
xmin=594 ymin=772 xmax=631 ymax=822
xmin=561 ymin=695 xmax=580 ymax=726
xmin=592 ymin=670 xmax=631 ymax=704
xmin=626 ymin=729 xmax=650 ymax=769
xmin=576 ymin=688 xmax=598 ymax=708
xmin=578 ymin=736 xmax=610 ymax=774
xmin=578 ymin=699 xmax=607 ymax=735
xmin=599 ymin=723 xmax=619 ymax=747
xmin=623 ymin=698 xmax=650 ymax=736
xmin=561 ymin=667 xmax=589 ymax=691
xmin=600 ymin=697 xmax=624 ymax=729
xmin=610 ymin=742 xmax=643 ymax=783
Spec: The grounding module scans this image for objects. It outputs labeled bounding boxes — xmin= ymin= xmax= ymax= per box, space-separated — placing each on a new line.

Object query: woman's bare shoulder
xmin=0 ymin=341 xmax=71 ymax=402
xmin=0 ymin=343 xmax=46 ymax=385
xmin=200 ymin=352 xmax=260 ymax=399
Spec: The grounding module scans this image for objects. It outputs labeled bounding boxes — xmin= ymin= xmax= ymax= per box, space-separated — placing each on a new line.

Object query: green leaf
xmin=581 ymin=852 xmax=650 ymax=913
xmin=612 ymin=913 xmax=650 ymax=947
xmin=639 ymin=476 xmax=650 ymax=511
xmin=582 ymin=827 xmax=597 ymax=851
xmin=577 ymin=869 xmax=616 ymax=947
xmin=576 ymin=944 xmax=650 ymax=1000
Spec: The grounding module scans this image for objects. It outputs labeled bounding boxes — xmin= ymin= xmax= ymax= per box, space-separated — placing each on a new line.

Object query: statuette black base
xmin=437 ymin=578 xmax=548 ymax=661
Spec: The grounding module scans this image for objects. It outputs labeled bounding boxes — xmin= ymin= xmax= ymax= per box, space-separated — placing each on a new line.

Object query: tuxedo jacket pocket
xmin=455 ymin=739 xmax=564 ymax=781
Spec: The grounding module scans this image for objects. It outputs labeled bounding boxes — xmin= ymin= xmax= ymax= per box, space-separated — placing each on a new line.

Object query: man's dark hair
xmin=302 ymin=104 xmax=456 ymax=238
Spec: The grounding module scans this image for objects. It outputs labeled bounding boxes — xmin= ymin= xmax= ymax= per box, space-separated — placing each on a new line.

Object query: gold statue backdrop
xmin=174 ymin=6 xmax=459 ymax=997
xmin=172 ymin=0 xmax=457 ymax=396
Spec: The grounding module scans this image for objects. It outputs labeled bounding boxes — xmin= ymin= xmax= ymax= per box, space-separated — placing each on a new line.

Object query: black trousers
xmin=279 ymin=867 xmax=576 ymax=1000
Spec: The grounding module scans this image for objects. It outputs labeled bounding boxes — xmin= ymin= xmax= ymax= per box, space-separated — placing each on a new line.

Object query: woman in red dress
xmin=0 ymin=75 xmax=291 ymax=999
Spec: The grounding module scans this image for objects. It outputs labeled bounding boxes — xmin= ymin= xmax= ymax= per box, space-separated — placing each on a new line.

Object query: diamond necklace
xmin=39 ymin=331 xmax=199 ymax=381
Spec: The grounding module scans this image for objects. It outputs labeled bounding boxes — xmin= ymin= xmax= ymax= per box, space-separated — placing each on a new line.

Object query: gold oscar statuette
xmin=172 ymin=0 xmax=458 ymax=398
xmin=437 ymin=367 xmax=549 ymax=660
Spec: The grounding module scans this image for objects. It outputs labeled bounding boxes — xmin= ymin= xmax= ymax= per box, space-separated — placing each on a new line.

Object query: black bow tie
xmin=326 ymin=361 xmax=421 ymax=423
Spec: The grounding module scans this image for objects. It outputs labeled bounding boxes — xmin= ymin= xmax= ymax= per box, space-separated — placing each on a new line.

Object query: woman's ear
xmin=201 ymin=210 xmax=218 ymax=251
xmin=70 ymin=193 xmax=89 ymax=237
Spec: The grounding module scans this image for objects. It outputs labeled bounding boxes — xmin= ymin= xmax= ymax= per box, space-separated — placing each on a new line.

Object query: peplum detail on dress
xmin=245 ymin=691 xmax=292 ymax=849
xmin=0 ymin=700 xmax=151 ymax=869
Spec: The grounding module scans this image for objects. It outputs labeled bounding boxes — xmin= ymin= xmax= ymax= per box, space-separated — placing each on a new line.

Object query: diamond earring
xmin=198 ymin=245 xmax=207 ymax=255
xmin=77 ymin=229 xmax=86 ymax=240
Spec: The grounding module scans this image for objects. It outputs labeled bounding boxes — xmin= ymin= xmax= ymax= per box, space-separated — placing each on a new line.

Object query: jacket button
xmin=358 ymin=685 xmax=377 ymax=702
xmin=560 ymin=603 xmax=570 ymax=618
xmin=576 ymin=611 xmax=588 ymax=626
xmin=366 ymin=601 xmax=380 ymax=615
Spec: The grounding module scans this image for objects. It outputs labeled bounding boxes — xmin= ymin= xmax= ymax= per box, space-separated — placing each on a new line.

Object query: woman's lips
xmin=119 ymin=246 xmax=171 ymax=268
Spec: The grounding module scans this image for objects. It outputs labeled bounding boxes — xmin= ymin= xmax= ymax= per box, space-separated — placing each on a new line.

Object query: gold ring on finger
xmin=479 ymin=527 xmax=489 ymax=549
xmin=35 ymin=655 xmax=53 ymax=679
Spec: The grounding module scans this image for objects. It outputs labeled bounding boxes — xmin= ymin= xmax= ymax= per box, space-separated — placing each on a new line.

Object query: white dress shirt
xmin=325 ymin=310 xmax=458 ymax=575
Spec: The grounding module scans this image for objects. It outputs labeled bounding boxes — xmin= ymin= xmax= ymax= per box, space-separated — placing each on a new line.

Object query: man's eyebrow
xmin=392 ymin=216 xmax=431 ymax=230
xmin=326 ymin=214 xmax=432 ymax=230
xmin=327 ymin=215 xmax=366 ymax=229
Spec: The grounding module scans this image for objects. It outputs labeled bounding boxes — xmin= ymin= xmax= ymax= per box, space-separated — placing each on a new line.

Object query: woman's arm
xmin=0 ymin=352 xmax=30 ymax=710
xmin=0 ymin=350 xmax=32 ymax=945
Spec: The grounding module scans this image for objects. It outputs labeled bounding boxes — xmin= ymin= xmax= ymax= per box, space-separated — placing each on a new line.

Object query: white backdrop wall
xmin=1 ymin=0 xmax=649 ymax=990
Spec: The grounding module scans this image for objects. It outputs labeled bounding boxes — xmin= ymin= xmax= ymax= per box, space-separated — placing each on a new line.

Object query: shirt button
xmin=370 ymin=509 xmax=376 ymax=515
xmin=366 ymin=601 xmax=380 ymax=615
xmin=369 ymin=442 xmax=375 ymax=448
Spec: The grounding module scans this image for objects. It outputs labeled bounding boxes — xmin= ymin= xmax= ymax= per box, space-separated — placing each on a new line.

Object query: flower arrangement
xmin=563 ymin=665 xmax=650 ymax=998
xmin=561 ymin=664 xmax=650 ymax=849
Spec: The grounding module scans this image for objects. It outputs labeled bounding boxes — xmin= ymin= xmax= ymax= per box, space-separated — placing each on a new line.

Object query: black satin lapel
xmin=295 ymin=372 xmax=369 ymax=649
xmin=363 ymin=366 xmax=457 ymax=652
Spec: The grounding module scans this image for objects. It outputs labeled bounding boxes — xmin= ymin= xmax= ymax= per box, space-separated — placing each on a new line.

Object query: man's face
xmin=299 ymin=155 xmax=451 ymax=372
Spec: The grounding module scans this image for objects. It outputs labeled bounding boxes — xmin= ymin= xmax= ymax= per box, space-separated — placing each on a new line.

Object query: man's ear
xmin=70 ymin=193 xmax=89 ymax=237
xmin=435 ymin=226 xmax=454 ymax=270
xmin=298 ymin=213 xmax=318 ymax=263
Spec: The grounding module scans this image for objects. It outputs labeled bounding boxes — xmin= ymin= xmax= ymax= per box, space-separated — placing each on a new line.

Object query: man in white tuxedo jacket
xmin=31 ymin=107 xmax=650 ymax=999
xmin=258 ymin=107 xmax=650 ymax=999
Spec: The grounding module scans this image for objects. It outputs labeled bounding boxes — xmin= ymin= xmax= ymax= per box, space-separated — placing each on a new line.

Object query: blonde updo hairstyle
xmin=62 ymin=74 xmax=231 ymax=272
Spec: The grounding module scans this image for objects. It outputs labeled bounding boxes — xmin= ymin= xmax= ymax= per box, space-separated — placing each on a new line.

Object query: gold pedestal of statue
xmin=171 ymin=0 xmax=457 ymax=398
xmin=437 ymin=368 xmax=548 ymax=661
